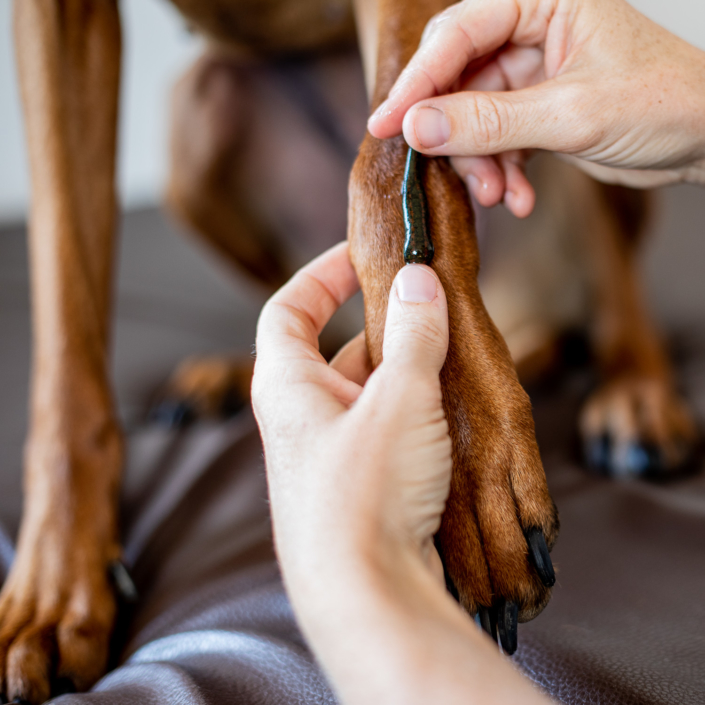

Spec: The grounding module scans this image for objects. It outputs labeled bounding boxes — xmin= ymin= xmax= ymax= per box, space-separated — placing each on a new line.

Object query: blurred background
xmin=1 ymin=0 xmax=705 ymax=531
xmin=2 ymin=0 xmax=704 ymax=221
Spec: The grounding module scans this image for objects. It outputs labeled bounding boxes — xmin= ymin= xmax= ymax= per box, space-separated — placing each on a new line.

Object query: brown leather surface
xmin=2 ymin=397 xmax=703 ymax=703
xmin=517 ymin=380 xmax=705 ymax=704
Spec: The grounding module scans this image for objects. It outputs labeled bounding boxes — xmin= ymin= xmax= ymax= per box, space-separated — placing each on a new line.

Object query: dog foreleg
xmin=348 ymin=0 xmax=559 ymax=653
xmin=0 ymin=2 xmax=123 ymax=702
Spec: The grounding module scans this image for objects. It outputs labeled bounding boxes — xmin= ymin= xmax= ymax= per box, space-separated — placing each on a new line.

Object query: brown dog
xmin=4 ymin=0 xmax=696 ymax=702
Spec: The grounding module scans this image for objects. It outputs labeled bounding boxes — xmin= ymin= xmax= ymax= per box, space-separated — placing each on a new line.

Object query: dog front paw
xmin=150 ymin=355 xmax=255 ymax=428
xmin=0 ymin=543 xmax=120 ymax=704
xmin=437 ymin=373 xmax=559 ymax=653
xmin=581 ymin=375 xmax=697 ymax=478
xmin=0 ymin=427 xmax=124 ymax=704
xmin=348 ymin=133 xmax=559 ymax=653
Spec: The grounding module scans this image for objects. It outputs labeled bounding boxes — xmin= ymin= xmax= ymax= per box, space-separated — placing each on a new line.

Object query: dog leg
xmin=580 ymin=183 xmax=697 ymax=477
xmin=167 ymin=51 xmax=290 ymax=290
xmin=349 ymin=0 xmax=558 ymax=646
xmin=158 ymin=51 xmax=288 ymax=427
xmin=1 ymin=2 xmax=123 ymax=702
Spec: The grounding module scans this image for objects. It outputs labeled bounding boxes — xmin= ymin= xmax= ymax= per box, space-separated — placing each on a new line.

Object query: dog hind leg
xmin=1 ymin=2 xmax=124 ymax=702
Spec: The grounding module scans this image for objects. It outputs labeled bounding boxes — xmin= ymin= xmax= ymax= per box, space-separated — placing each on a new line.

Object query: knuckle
xmin=465 ymin=93 xmax=512 ymax=152
xmin=387 ymin=316 xmax=445 ymax=353
xmin=421 ymin=6 xmax=455 ymax=44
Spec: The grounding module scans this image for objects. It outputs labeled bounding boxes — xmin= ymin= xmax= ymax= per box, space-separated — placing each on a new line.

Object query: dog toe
xmin=151 ymin=356 xmax=254 ymax=425
xmin=581 ymin=377 xmax=697 ymax=479
xmin=56 ymin=613 xmax=113 ymax=693
xmin=5 ymin=626 xmax=54 ymax=705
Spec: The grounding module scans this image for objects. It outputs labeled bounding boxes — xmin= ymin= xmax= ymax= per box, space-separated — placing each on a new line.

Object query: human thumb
xmin=401 ymin=83 xmax=575 ymax=158
xmin=381 ymin=264 xmax=449 ymax=374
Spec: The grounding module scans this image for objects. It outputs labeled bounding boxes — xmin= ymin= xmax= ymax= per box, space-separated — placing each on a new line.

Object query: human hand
xmin=252 ymin=243 xmax=554 ymax=705
xmin=252 ymin=242 xmax=451 ymax=586
xmin=367 ymin=0 xmax=705 ymax=217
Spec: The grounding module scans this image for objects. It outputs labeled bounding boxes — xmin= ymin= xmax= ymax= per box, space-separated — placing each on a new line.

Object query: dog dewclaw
xmin=402 ymin=147 xmax=434 ymax=265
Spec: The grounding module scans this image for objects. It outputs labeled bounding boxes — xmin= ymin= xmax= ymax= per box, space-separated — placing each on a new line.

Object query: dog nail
xmin=219 ymin=388 xmax=246 ymax=418
xmin=497 ymin=599 xmax=519 ymax=656
xmin=525 ymin=528 xmax=556 ymax=587
xmin=53 ymin=677 xmax=77 ymax=696
xmin=149 ymin=399 xmax=196 ymax=429
xmin=11 ymin=699 xmax=32 ymax=705
xmin=108 ymin=560 xmax=139 ymax=603
xmin=585 ymin=434 xmax=611 ymax=474
xmin=477 ymin=605 xmax=498 ymax=643
xmin=625 ymin=442 xmax=663 ymax=477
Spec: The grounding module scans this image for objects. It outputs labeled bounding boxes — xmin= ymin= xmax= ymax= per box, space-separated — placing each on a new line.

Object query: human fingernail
xmin=369 ymin=99 xmax=390 ymax=126
xmin=414 ymin=107 xmax=450 ymax=148
xmin=397 ymin=264 xmax=438 ymax=303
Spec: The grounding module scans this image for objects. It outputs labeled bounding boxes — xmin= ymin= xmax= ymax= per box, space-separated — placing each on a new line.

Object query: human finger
xmin=329 ymin=331 xmax=374 ymax=388
xmin=382 ymin=264 xmax=449 ymax=374
xmin=458 ymin=45 xmax=544 ymax=94
xmin=450 ymin=155 xmax=506 ymax=208
xmin=400 ymin=82 xmax=586 ymax=157
xmin=256 ymin=242 xmax=359 ymax=363
xmin=367 ymin=0 xmax=554 ymax=138
xmin=499 ymin=151 xmax=535 ymax=218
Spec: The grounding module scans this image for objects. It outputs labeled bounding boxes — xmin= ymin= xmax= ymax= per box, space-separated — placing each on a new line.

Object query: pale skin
xmin=367 ymin=0 xmax=705 ymax=218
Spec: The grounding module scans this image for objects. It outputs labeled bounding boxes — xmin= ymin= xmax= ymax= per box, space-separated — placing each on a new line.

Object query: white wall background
xmin=0 ymin=0 xmax=703 ymax=225
xmin=0 ymin=0 xmax=201 ymax=224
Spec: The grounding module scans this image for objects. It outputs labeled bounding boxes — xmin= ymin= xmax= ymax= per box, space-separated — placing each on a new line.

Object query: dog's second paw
xmin=581 ymin=375 xmax=697 ymax=478
xmin=150 ymin=355 xmax=255 ymax=428
xmin=0 ymin=426 xmax=124 ymax=704
xmin=0 ymin=541 xmax=119 ymax=704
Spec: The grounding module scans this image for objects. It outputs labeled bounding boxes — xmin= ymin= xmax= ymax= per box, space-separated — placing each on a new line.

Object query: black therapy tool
xmin=402 ymin=147 xmax=434 ymax=265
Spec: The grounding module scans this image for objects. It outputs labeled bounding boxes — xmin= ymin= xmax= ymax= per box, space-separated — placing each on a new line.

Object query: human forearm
xmin=282 ymin=537 xmax=553 ymax=705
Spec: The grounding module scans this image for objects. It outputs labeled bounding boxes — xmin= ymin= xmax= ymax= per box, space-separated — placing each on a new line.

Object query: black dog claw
xmin=108 ymin=560 xmax=139 ymax=604
xmin=624 ymin=442 xmax=664 ymax=477
xmin=497 ymin=600 xmax=519 ymax=655
xmin=525 ymin=528 xmax=556 ymax=587
xmin=53 ymin=677 xmax=77 ymax=696
xmin=585 ymin=434 xmax=611 ymax=475
xmin=149 ymin=399 xmax=196 ymax=429
xmin=477 ymin=605 xmax=498 ymax=642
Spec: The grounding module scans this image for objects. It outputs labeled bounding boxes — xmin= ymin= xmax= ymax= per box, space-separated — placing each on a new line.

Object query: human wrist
xmin=277 ymin=511 xmax=435 ymax=610
xmin=281 ymin=525 xmax=553 ymax=705
xmin=283 ymin=533 xmax=462 ymax=702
